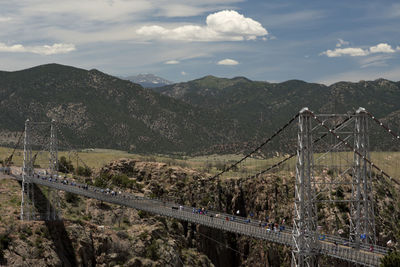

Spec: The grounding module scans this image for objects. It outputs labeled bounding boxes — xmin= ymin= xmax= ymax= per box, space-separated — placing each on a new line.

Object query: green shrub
xmin=138 ymin=210 xmax=149 ymax=219
xmin=65 ymin=192 xmax=79 ymax=205
xmin=0 ymin=233 xmax=11 ymax=260
xmin=58 ymin=156 xmax=74 ymax=173
xmin=111 ymin=174 xmax=134 ymax=188
xmin=22 ymin=227 xmax=32 ymax=236
xmin=146 ymin=240 xmax=159 ymax=261
xmin=335 ymin=186 xmax=344 ymax=199
xmin=94 ymin=173 xmax=109 ymax=188
xmin=381 ymin=251 xmax=400 ymax=267
xmin=122 ymin=217 xmax=130 ymax=225
xmin=77 ymin=166 xmax=92 ymax=177
xmin=336 ymin=202 xmax=349 ymax=213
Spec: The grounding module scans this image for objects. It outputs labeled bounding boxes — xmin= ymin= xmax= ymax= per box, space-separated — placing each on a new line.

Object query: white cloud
xmin=321 ymin=43 xmax=398 ymax=57
xmin=369 ymin=43 xmax=395 ymax=54
xmin=0 ymin=17 xmax=12 ymax=22
xmin=0 ymin=42 xmax=76 ymax=55
xmin=165 ymin=60 xmax=180 ymax=64
xmin=20 ymin=0 xmax=153 ymax=22
xmin=336 ymin=38 xmax=349 ymax=47
xmin=217 ymin=58 xmax=239 ymax=65
xmin=0 ymin=0 xmax=246 ymax=46
xmin=321 ymin=47 xmax=369 ymax=57
xmin=8 ymin=0 xmax=244 ymax=24
xmin=136 ymin=10 xmax=268 ymax=42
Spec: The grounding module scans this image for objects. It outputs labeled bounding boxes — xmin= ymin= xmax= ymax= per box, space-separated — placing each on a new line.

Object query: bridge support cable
xmin=365 ymin=110 xmax=400 ymax=141
xmin=350 ymin=108 xmax=376 ymax=248
xmin=210 ymin=112 xmax=300 ymax=180
xmin=246 ymin=112 xmax=356 ymax=181
xmin=292 ymin=108 xmax=319 ymax=267
xmin=2 ymin=130 xmax=25 ymax=173
xmin=303 ymin=107 xmax=400 ymax=251
xmin=54 ymin=123 xmax=91 ymax=170
xmin=306 ymin=109 xmax=400 ymax=186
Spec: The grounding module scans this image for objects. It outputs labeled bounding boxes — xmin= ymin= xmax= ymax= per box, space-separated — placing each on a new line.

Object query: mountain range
xmin=123 ymin=74 xmax=172 ymax=88
xmin=1 ymin=63 xmax=400 ymax=154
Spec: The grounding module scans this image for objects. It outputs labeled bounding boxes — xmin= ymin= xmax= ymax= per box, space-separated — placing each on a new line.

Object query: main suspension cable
xmin=365 ymin=110 xmax=400 ymax=141
xmin=245 ymin=112 xmax=355 ymax=180
xmin=4 ymin=129 xmax=25 ymax=166
xmin=54 ymin=124 xmax=91 ymax=170
xmin=210 ymin=112 xmax=300 ymax=180
xmin=307 ymin=109 xmax=400 ymax=186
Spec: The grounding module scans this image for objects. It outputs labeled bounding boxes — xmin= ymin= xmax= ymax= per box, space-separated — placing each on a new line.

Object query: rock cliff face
xmin=1 ymin=158 xmax=399 ymax=266
xmin=99 ymin=159 xmax=296 ymax=266
xmin=0 ymin=175 xmax=214 ymax=267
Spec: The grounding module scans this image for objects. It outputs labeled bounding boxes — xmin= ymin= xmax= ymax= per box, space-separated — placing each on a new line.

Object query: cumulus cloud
xmin=217 ymin=58 xmax=239 ymax=65
xmin=165 ymin=60 xmax=180 ymax=64
xmin=321 ymin=43 xmax=398 ymax=57
xmin=136 ymin=10 xmax=268 ymax=42
xmin=0 ymin=43 xmax=76 ymax=55
xmin=336 ymin=39 xmax=349 ymax=47
xmin=369 ymin=43 xmax=395 ymax=54
xmin=322 ymin=47 xmax=369 ymax=57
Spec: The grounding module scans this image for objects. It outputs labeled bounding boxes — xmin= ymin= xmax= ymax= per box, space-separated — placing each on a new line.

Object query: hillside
xmin=155 ymin=76 xmax=400 ymax=150
xmin=1 ymin=64 xmax=400 ymax=155
xmin=0 ymin=64 xmax=227 ymax=154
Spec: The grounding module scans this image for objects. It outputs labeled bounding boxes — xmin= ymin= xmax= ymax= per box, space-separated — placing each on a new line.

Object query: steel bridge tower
xmin=47 ymin=119 xmax=61 ymax=220
xmin=20 ymin=119 xmax=35 ymax=220
xmin=20 ymin=119 xmax=61 ymax=221
xmin=292 ymin=108 xmax=319 ymax=267
xmin=350 ymin=108 xmax=375 ymax=247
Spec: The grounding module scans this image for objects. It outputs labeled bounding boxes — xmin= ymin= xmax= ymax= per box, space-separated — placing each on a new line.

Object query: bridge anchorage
xmin=20 ymin=119 xmax=61 ymax=221
xmin=2 ymin=106 xmax=398 ymax=267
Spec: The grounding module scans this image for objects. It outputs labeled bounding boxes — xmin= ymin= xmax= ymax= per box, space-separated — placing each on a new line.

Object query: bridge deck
xmin=2 ymin=173 xmax=386 ymax=267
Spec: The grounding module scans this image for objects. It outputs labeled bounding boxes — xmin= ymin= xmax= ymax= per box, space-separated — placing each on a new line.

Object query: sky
xmin=0 ymin=0 xmax=399 ymax=85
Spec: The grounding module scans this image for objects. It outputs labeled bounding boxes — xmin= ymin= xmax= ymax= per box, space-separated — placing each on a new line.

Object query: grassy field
xmin=1 ymin=146 xmax=399 ymax=180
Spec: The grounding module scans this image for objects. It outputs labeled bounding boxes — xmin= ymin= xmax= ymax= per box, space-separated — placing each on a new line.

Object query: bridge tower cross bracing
xmin=21 ymin=119 xmax=35 ymax=220
xmin=47 ymin=119 xmax=60 ymax=221
xmin=292 ymin=108 xmax=319 ymax=267
xmin=350 ymin=107 xmax=376 ymax=247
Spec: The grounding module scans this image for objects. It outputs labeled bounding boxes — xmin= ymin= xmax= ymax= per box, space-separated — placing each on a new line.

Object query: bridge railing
xmin=7 ymin=173 xmax=386 ymax=266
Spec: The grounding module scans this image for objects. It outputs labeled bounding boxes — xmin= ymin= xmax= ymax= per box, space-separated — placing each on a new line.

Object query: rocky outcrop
xmin=0 ymin=177 xmax=214 ymax=267
xmin=1 ymin=157 xmax=399 ymax=266
xmin=99 ymin=159 xmax=295 ymax=266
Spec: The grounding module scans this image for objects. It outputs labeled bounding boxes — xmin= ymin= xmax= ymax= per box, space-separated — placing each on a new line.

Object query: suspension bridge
xmin=1 ymin=107 xmax=399 ymax=267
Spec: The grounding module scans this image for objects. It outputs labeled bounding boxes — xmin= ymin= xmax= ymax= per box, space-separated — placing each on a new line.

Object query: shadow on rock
xmin=20 ymin=182 xmax=78 ymax=267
